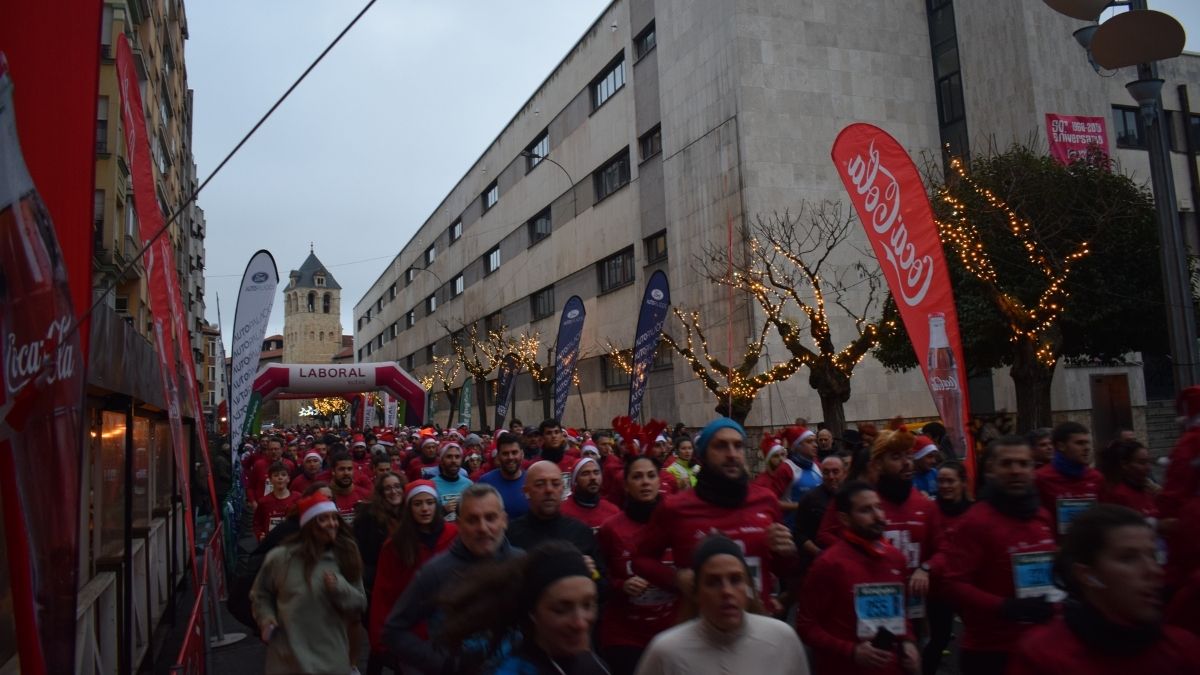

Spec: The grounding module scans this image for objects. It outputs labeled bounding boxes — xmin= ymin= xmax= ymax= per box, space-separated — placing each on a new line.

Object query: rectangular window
xmin=425 ymin=344 xmax=435 ymax=362
xmin=485 ymin=246 xmax=501 ymax=275
xmin=425 ymin=244 xmax=436 ymax=265
xmin=527 ymin=207 xmax=552 ymax=245
xmin=449 ymin=219 xmax=462 ymax=243
xmin=405 ymin=353 xmax=415 ymax=371
xmin=1190 ymin=114 xmax=1200 ymax=150
xmin=406 ymin=267 xmax=417 ymax=285
xmin=115 ymin=295 xmax=129 ymax=313
xmin=425 ymin=294 xmax=437 ymax=314
xmin=451 ymin=273 xmax=464 ymax=297
xmin=598 ymin=247 xmax=636 ymax=292
xmin=526 ymin=131 xmax=550 ymax=171
xmin=406 ymin=310 xmax=415 ymax=328
xmin=639 ymin=125 xmax=662 ymax=161
xmin=390 ymin=323 xmax=399 ymax=339
xmin=531 ymin=286 xmax=555 ymax=320
xmin=207 ymin=365 xmax=216 ymax=382
xmin=652 ymin=342 xmax=673 ymax=370
xmin=389 ymin=283 xmax=397 ymax=300
xmin=94 ymin=190 xmax=105 ymax=231
xmin=375 ymin=297 xmax=382 ymax=312
xmin=937 ymin=72 xmax=965 ymax=125
xmin=591 ymin=54 xmax=626 ymax=111
xmin=483 ymin=181 xmax=499 ymax=211
xmin=358 ymin=348 xmax=364 ymax=361
xmin=603 ymin=351 xmax=633 ymax=389
xmin=635 ymin=22 xmax=657 ymax=59
xmin=645 ymin=230 xmax=667 ymax=263
xmin=593 ymin=148 xmax=632 ymax=202
xmin=1113 ymin=105 xmax=1146 ymax=149
xmin=367 ymin=342 xmax=373 ymax=356
xmin=96 ymin=95 xmax=109 ymax=154
xmin=376 ymin=334 xmax=383 ymax=349
xmin=484 ymin=311 xmax=503 ymax=335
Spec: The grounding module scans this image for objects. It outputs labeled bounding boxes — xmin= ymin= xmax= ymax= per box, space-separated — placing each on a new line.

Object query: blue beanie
xmin=694 ymin=417 xmax=746 ymax=462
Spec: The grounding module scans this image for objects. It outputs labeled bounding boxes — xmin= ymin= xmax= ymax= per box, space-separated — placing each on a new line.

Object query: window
xmin=645 ymin=230 xmax=668 ymax=263
xmin=1190 ymin=114 xmax=1200 ymax=150
xmin=1113 ymin=106 xmax=1146 ymax=149
xmin=593 ymin=148 xmax=632 ymax=201
xmin=389 ymin=283 xmax=397 ymax=300
xmin=484 ymin=311 xmax=503 ymax=335
xmin=526 ymin=131 xmax=550 ymax=171
xmin=96 ymin=96 xmax=109 ymax=154
xmin=425 ymin=244 xmax=436 ymax=265
xmin=406 ymin=267 xmax=417 ymax=286
xmin=94 ymin=190 xmax=105 ymax=232
xmin=315 ymin=275 xmax=325 ymax=287
xmin=485 ymin=246 xmax=501 ymax=275
xmin=639 ymin=125 xmax=662 ymax=161
xmin=376 ymin=334 xmax=383 ymax=349
xmin=425 ymin=294 xmax=437 ymax=314
xmin=322 ymin=293 xmax=331 ymax=314
xmin=603 ymin=351 xmax=633 ymax=389
xmin=358 ymin=348 xmax=364 ymax=361
xmin=307 ymin=292 xmax=316 ymax=312
xmin=635 ymin=22 xmax=657 ymax=59
xmin=405 ymin=353 xmax=415 ymax=371
xmin=483 ymin=181 xmax=499 ymax=211
xmin=937 ymin=72 xmax=965 ymax=125
xmin=406 ymin=310 xmax=415 ymax=328
xmin=376 ymin=297 xmax=383 ymax=312
xmin=449 ymin=219 xmax=462 ymax=243
xmin=653 ymin=342 xmax=673 ymax=370
xmin=367 ymin=342 xmax=373 ymax=356
xmin=528 ymin=207 xmax=552 ymax=245
xmin=451 ymin=273 xmax=464 ymax=297
xmin=115 ymin=294 xmax=129 ymax=313
xmin=425 ymin=344 xmax=436 ymax=362
xmin=531 ymin=286 xmax=555 ymax=320
xmin=598 ymin=247 xmax=636 ymax=292
xmin=591 ymin=54 xmax=626 ymax=111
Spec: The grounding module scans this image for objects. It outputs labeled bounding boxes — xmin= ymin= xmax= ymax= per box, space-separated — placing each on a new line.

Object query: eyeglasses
xmin=382 ymin=485 xmax=403 ymax=494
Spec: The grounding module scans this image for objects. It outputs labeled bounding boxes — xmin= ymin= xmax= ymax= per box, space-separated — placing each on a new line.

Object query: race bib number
xmin=1011 ymin=551 xmax=1065 ymax=601
xmin=268 ymin=516 xmax=284 ymax=531
xmin=441 ymin=493 xmax=460 ymax=522
xmin=744 ymin=555 xmax=763 ymax=593
xmin=562 ymin=472 xmax=573 ymax=499
xmin=1056 ymin=498 xmax=1096 ymax=535
xmin=854 ymin=583 xmax=905 ymax=639
xmin=884 ymin=529 xmax=921 ymax=570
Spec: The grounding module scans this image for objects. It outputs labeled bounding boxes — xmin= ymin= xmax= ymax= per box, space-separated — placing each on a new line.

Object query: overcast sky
xmin=187 ymin=0 xmax=1200 ymax=350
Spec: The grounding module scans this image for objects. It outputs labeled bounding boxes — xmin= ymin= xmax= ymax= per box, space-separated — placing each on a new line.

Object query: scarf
xmin=877 ymin=474 xmax=913 ymax=504
xmin=572 ymin=490 xmax=601 ymax=508
xmin=938 ymin=496 xmax=973 ymax=518
xmin=981 ymin=482 xmax=1040 ymax=521
xmin=624 ymin=497 xmax=659 ymax=524
xmin=843 ymin=529 xmax=889 ymax=558
xmin=694 ymin=466 xmax=749 ymax=509
xmin=1052 ymin=450 xmax=1086 ymax=479
xmin=1063 ymin=599 xmax=1162 ymax=657
xmin=541 ymin=444 xmax=566 ymax=464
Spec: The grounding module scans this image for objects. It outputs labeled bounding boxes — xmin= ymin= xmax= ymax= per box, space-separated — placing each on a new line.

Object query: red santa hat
xmin=760 ymin=433 xmax=787 ymax=460
xmin=571 ymin=457 xmax=599 ymax=485
xmin=405 ymin=479 xmax=438 ymax=502
xmin=302 ymin=451 xmax=323 ymax=464
xmin=782 ymin=426 xmax=815 ymax=452
xmin=378 ymin=432 xmax=396 ymax=447
xmin=566 ymin=428 xmax=582 ymax=444
xmin=438 ymin=441 xmax=463 ymax=459
xmin=351 ymin=434 xmax=367 ymax=448
xmin=298 ymin=494 xmax=338 ymax=527
xmin=912 ymin=435 xmax=939 ymax=461
xmin=580 ymin=442 xmax=600 ymax=459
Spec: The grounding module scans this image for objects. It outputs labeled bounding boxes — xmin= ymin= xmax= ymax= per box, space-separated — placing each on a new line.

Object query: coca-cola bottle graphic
xmin=927 ymin=313 xmax=965 ymax=457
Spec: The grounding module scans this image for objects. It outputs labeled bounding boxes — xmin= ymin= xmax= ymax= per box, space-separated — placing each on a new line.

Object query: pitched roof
xmin=288 ymin=251 xmax=341 ymax=290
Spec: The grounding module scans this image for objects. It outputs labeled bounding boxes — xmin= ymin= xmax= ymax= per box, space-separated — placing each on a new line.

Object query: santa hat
xmin=912 ymin=435 xmax=939 ymax=461
xmin=298 ymin=494 xmax=338 ymax=527
xmin=782 ymin=426 xmax=816 ymax=451
xmin=759 ymin=433 xmax=787 ymax=460
xmin=566 ymin=428 xmax=582 ymax=444
xmin=287 ymin=437 xmax=299 ymax=447
xmin=871 ymin=428 xmax=915 ymax=460
xmin=438 ymin=441 xmax=463 ymax=459
xmin=655 ymin=434 xmax=670 ymax=445
xmin=419 ymin=436 xmax=439 ymax=448
xmin=581 ymin=442 xmax=600 ymax=459
xmin=445 ymin=429 xmax=464 ymax=442
xmin=379 ymin=432 xmax=396 ymax=447
xmin=405 ymin=479 xmax=437 ymax=502
xmin=351 ymin=434 xmax=367 ymax=448
xmin=571 ymin=457 xmax=599 ymax=485
xmin=303 ymin=451 xmax=322 ymax=464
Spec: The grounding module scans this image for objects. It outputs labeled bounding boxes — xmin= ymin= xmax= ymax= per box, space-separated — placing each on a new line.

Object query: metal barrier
xmin=171 ymin=523 xmax=245 ymax=674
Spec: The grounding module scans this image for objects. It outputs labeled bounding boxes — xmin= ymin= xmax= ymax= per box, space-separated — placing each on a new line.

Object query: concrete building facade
xmin=354 ymin=0 xmax=1200 ymax=440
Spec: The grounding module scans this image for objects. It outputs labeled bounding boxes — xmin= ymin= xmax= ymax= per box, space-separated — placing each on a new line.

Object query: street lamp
xmin=521 ymin=151 xmax=578 ymax=218
xmin=1045 ymin=0 xmax=1198 ymax=389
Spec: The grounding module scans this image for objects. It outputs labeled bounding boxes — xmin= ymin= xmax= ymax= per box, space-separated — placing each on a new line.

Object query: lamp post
xmin=521 ymin=151 xmax=578 ymax=218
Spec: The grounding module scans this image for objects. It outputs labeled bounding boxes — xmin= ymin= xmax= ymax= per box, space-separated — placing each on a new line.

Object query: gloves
xmin=1001 ymin=597 xmax=1054 ymax=624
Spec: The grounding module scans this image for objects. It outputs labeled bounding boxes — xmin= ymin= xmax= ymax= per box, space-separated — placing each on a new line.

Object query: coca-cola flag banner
xmin=0 ymin=58 xmax=86 ymax=675
xmin=1045 ymin=113 xmax=1107 ymax=165
xmin=229 ymin=250 xmax=279 ymax=455
xmin=493 ymin=352 xmax=521 ymax=430
xmin=553 ymin=296 xmax=586 ymax=423
xmin=831 ymin=124 xmax=972 ymax=465
xmin=628 ymin=270 xmax=671 ymax=419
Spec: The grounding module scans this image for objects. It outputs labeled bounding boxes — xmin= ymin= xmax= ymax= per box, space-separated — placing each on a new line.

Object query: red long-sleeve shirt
xmin=1008 ymin=616 xmax=1200 ymax=675
xmin=1099 ymin=481 xmax=1159 ymax=519
xmin=1159 ymin=429 xmax=1200 ymax=587
xmin=289 ymin=469 xmax=330 ymax=495
xmin=796 ymin=536 xmax=912 ymax=675
xmin=633 ymin=484 xmax=790 ymax=605
xmin=332 ymin=485 xmax=370 ymax=523
xmin=252 ymin=490 xmax=299 ymax=541
xmin=940 ymin=500 xmax=1057 ymax=653
xmin=597 ymin=511 xmax=679 ymax=649
xmin=1034 ymin=463 xmax=1103 ymax=537
xmin=246 ymin=456 xmax=296 ymax=503
xmin=600 ymin=454 xmax=624 ymax=505
xmin=816 ymin=487 xmax=939 ymax=570
xmin=368 ymin=524 xmax=457 ymax=652
xmin=560 ymin=495 xmax=620 ymax=532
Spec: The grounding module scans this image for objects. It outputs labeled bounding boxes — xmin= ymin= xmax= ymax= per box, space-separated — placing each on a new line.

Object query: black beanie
xmin=521 ymin=547 xmax=592 ymax=612
xmin=691 ymin=534 xmax=746 ymax=576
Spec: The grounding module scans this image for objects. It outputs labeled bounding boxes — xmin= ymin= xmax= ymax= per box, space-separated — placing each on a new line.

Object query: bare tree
xmin=417 ymin=354 xmax=462 ymax=427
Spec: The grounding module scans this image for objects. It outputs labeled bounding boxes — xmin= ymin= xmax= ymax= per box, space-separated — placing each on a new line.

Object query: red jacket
xmin=1159 ymin=428 xmax=1200 ymax=587
xmin=332 ymin=485 xmax=371 ymax=523
xmin=289 ymin=469 xmax=330 ymax=495
xmin=252 ymin=490 xmax=299 ymax=541
xmin=1034 ymin=463 xmax=1103 ymax=537
xmin=246 ymin=456 xmax=296 ymax=503
xmin=752 ymin=461 xmax=791 ymax=498
xmin=796 ymin=536 xmax=912 ymax=675
xmin=600 ymin=454 xmax=625 ymax=505
xmin=940 ymin=500 xmax=1057 ymax=653
xmin=560 ymin=494 xmax=620 ymax=532
xmin=597 ymin=510 xmax=679 ymax=649
xmin=816 ymin=487 xmax=940 ymax=571
xmin=633 ymin=484 xmax=790 ymax=605
xmin=1167 ymin=569 xmax=1200 ymax=637
xmin=405 ymin=455 xmax=439 ymax=483
xmin=1008 ymin=616 xmax=1200 ymax=675
xmin=367 ymin=523 xmax=457 ymax=652
xmin=1099 ymin=481 xmax=1159 ymax=519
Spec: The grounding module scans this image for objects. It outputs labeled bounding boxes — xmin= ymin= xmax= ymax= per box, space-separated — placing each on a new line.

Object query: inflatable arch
xmin=250 ymin=363 xmax=426 ymax=426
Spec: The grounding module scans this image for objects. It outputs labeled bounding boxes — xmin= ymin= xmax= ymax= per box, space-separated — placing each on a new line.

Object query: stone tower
xmin=279 ymin=248 xmax=343 ymax=425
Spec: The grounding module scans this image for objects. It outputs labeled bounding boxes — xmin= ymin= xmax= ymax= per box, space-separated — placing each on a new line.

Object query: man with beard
xmin=941 ymin=436 xmax=1057 ymax=675
xmin=478 ymin=434 xmax=530 ymax=519
xmin=328 ymin=451 xmax=371 ymax=524
xmin=561 ymin=457 xmax=620 ymax=531
xmin=797 ymin=482 xmax=918 ymax=675
xmin=816 ymin=429 xmax=937 ymax=619
xmin=1035 ymin=421 xmax=1103 ymax=539
xmin=522 ymin=426 xmax=542 ymax=460
xmin=290 ymin=450 xmax=328 ymax=494
xmin=431 ymin=442 xmax=472 ymax=522
xmin=506 ymin=461 xmax=603 ymax=578
xmin=405 ymin=436 xmax=441 ymax=482
xmin=633 ymin=418 xmax=799 ymax=610
xmin=538 ymin=419 xmax=579 ymax=498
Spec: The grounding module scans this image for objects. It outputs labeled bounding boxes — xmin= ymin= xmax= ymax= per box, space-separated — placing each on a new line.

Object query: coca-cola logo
xmin=5 ymin=316 xmax=77 ymax=395
xmin=844 ymin=139 xmax=934 ymax=307
xmin=930 ymin=374 xmax=958 ymax=392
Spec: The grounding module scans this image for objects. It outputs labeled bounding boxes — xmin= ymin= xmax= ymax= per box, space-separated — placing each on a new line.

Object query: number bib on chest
xmin=884 ymin=529 xmax=921 ymax=570
xmin=1056 ymin=497 xmax=1096 ymax=535
xmin=854 ymin=583 xmax=905 ymax=639
xmin=1011 ymin=551 xmax=1065 ymax=602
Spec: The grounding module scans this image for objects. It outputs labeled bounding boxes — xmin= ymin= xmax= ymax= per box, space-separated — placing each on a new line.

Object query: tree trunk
xmin=810 ymin=360 xmax=852 ymax=437
xmin=1010 ymin=338 xmax=1055 ymax=432
xmin=715 ymin=395 xmax=755 ymax=426
xmin=475 ymin=375 xmax=488 ymax=433
xmin=445 ymin=391 xmax=458 ymax=428
xmin=541 ymin=381 xmax=552 ymax=422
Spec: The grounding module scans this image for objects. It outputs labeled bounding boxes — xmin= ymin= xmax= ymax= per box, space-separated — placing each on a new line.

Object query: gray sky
xmin=187 ymin=0 xmax=1200 ymax=349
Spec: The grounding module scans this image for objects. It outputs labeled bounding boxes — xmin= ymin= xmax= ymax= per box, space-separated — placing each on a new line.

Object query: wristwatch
xmin=919 ymin=562 xmax=932 ymax=573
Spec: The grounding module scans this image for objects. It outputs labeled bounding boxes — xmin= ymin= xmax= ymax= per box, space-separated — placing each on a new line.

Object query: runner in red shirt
xmin=633 ymin=417 xmax=798 ymax=610
xmin=1035 ymin=421 xmax=1103 ymax=538
xmin=246 ymin=437 xmax=295 ymax=508
xmin=405 ymin=436 xmax=441 ymax=483
xmin=290 ymin=450 xmax=329 ymax=494
xmin=797 ymin=481 xmax=919 ymax=675
xmin=1160 ymin=387 xmax=1200 ymax=590
xmin=560 ymin=457 xmax=620 ymax=531
xmin=329 ymin=451 xmax=370 ymax=524
xmin=252 ymin=461 xmax=299 ymax=541
xmin=1097 ymin=438 xmax=1159 ymax=519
